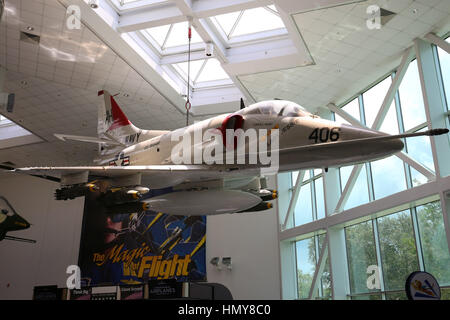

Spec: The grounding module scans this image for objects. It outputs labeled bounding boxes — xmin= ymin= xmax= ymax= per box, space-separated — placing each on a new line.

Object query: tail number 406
xmin=309 ymin=127 xmax=340 ymax=144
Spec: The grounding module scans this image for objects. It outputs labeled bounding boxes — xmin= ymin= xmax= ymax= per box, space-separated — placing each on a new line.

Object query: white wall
xmin=0 ymin=173 xmax=281 ymax=300
xmin=205 ymin=177 xmax=281 ymax=299
xmin=0 ymin=173 xmax=85 ymax=299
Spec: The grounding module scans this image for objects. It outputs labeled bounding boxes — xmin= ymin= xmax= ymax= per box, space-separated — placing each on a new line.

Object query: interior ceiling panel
xmin=0 ymin=0 xmax=189 ymax=167
xmin=239 ymin=0 xmax=450 ymax=114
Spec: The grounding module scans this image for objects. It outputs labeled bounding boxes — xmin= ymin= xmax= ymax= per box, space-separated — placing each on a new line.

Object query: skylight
xmin=172 ymin=58 xmax=230 ymax=85
xmin=92 ymin=1 xmax=294 ymax=108
xmin=115 ymin=0 xmax=169 ymax=8
xmin=0 ymin=115 xmax=43 ymax=150
xmin=143 ymin=21 xmax=203 ymax=51
xmin=120 ymin=0 xmax=141 ymax=4
xmin=211 ymin=6 xmax=286 ymax=42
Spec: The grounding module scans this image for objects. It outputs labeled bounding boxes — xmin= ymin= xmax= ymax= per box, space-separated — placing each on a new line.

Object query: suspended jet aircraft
xmin=0 ymin=196 xmax=35 ymax=243
xmin=14 ymin=91 xmax=448 ymax=216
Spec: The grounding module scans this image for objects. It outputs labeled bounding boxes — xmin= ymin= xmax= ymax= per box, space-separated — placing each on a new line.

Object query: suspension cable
xmin=185 ymin=20 xmax=192 ymax=127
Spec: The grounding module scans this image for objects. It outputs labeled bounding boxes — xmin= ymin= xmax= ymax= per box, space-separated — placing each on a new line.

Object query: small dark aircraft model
xmin=0 ymin=196 xmax=35 ymax=243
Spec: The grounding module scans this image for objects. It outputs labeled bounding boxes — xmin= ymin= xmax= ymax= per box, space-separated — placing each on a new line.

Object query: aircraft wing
xmin=14 ymin=165 xmax=263 ymax=189
xmin=15 ymin=129 xmax=448 ymax=188
xmin=54 ymin=134 xmax=122 ymax=146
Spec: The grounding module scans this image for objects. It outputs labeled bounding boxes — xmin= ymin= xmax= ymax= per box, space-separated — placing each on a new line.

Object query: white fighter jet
xmin=15 ymin=90 xmax=448 ymax=216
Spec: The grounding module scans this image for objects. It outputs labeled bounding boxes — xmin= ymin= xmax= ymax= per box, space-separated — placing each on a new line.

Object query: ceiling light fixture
xmin=26 ymin=26 xmax=34 ymax=31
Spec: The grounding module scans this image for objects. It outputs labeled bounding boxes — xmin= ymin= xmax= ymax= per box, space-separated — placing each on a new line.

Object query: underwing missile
xmin=55 ymin=182 xmax=99 ymax=200
xmin=237 ymin=201 xmax=273 ymax=213
xmin=100 ymin=186 xmax=149 ymax=205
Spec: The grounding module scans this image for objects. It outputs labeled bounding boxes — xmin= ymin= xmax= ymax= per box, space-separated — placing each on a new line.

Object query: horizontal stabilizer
xmin=54 ymin=134 xmax=122 ymax=146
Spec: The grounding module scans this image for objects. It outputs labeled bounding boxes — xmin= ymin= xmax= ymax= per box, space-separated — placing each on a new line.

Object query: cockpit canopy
xmin=0 ymin=197 xmax=16 ymax=217
xmin=241 ymin=100 xmax=317 ymax=118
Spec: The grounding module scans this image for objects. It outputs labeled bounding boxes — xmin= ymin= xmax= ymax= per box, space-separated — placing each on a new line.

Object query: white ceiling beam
xmin=154 ymin=0 xmax=230 ymax=64
xmin=172 ymin=0 xmax=193 ymax=15
xmin=396 ymin=152 xmax=435 ymax=181
xmin=193 ymin=18 xmax=228 ymax=63
xmin=97 ymin=0 xmax=121 ymax=27
xmin=423 ymin=33 xmax=450 ymax=55
xmin=326 ymin=103 xmax=361 ymax=127
xmin=274 ymin=4 xmax=314 ymax=66
xmin=274 ymin=0 xmax=367 ymax=14
xmin=224 ymin=38 xmax=306 ymax=75
xmin=117 ymin=5 xmax=184 ymax=32
xmin=116 ymin=0 xmax=273 ymax=33
xmin=160 ymin=50 xmax=207 ymax=65
xmin=371 ymin=47 xmax=415 ymax=131
xmin=333 ymin=164 xmax=364 ymax=214
xmin=193 ymin=0 xmax=272 ymax=18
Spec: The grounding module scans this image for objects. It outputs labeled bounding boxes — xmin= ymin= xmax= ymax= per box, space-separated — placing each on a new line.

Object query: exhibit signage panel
xmin=78 ymin=182 xmax=206 ymax=286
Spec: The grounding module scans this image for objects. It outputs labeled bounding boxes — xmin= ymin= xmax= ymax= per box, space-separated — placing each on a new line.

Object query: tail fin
xmin=54 ymin=90 xmax=169 ymax=164
xmin=98 ymin=90 xmax=142 ymax=145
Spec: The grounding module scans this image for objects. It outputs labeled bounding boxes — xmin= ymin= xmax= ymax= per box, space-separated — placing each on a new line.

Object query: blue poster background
xmin=78 ymin=183 xmax=206 ymax=286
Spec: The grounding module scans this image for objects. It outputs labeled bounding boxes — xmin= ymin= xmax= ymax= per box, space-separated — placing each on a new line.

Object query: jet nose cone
xmin=16 ymin=215 xmax=31 ymax=229
xmin=390 ymin=138 xmax=405 ymax=153
xmin=373 ymin=136 xmax=404 ymax=159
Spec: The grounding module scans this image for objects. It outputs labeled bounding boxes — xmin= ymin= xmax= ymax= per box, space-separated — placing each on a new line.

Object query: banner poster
xmin=78 ymin=179 xmax=207 ymax=286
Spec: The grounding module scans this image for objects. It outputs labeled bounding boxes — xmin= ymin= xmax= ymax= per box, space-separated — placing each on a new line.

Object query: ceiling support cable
xmin=185 ymin=19 xmax=192 ymax=126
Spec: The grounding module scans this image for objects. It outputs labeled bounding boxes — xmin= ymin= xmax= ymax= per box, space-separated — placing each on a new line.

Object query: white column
xmin=414 ymin=38 xmax=450 ymax=177
xmin=277 ymin=172 xmax=298 ymax=299
xmin=319 ymin=108 xmax=350 ymax=300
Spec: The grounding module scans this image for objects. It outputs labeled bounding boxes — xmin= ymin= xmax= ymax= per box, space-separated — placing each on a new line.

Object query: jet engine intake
xmin=220 ymin=114 xmax=244 ymax=149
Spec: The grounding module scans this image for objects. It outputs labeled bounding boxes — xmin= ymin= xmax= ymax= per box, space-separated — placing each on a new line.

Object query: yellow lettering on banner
xmin=108 ymin=244 xmax=125 ymax=263
xmin=123 ymin=261 xmax=140 ymax=277
xmin=158 ymin=260 xmax=172 ymax=280
xmin=92 ymin=243 xmax=194 ymax=279
xmin=149 ymin=256 xmax=160 ymax=277
xmin=182 ymin=255 xmax=191 ymax=276
xmin=170 ymin=255 xmax=181 ymax=276
xmin=137 ymin=256 xmax=154 ymax=278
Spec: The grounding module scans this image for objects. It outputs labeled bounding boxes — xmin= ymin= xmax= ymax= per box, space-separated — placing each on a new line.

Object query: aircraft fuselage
xmin=111 ymin=113 xmax=403 ymax=174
